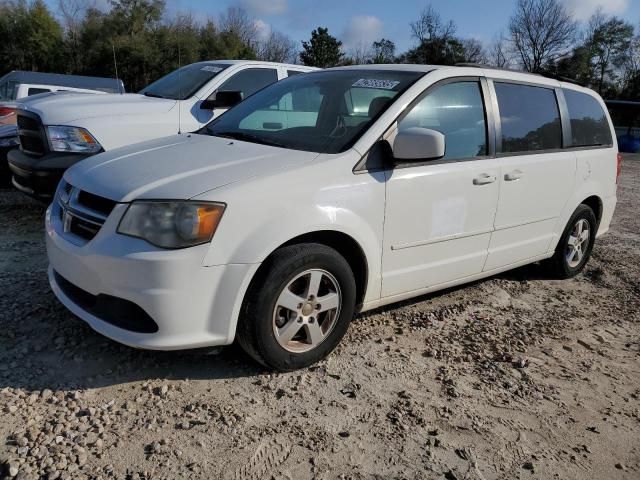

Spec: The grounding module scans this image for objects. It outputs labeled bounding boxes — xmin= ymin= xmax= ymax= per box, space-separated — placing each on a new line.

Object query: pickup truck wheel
xmin=547 ymin=204 xmax=597 ymax=279
xmin=237 ymin=243 xmax=356 ymax=371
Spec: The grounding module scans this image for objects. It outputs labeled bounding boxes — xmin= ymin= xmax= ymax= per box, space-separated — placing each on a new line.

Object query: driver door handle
xmin=504 ymin=170 xmax=524 ymax=181
xmin=473 ymin=174 xmax=497 ymax=185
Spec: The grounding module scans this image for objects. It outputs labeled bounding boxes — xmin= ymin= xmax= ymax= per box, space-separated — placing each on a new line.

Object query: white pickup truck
xmin=8 ymin=60 xmax=316 ymax=199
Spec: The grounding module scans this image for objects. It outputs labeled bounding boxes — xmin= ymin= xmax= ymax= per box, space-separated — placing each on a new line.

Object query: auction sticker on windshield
xmin=201 ymin=66 xmax=223 ymax=73
xmin=352 ymin=79 xmax=401 ymax=90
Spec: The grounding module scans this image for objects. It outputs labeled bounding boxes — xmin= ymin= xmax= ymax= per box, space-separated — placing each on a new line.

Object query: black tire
xmin=237 ymin=243 xmax=357 ymax=371
xmin=546 ymin=204 xmax=597 ymax=279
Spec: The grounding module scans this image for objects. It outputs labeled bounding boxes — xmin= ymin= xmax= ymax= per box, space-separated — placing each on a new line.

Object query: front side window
xmin=564 ymin=90 xmax=612 ymax=147
xmin=140 ymin=63 xmax=230 ymax=100
xmin=218 ymin=68 xmax=278 ymax=100
xmin=398 ymin=81 xmax=487 ymax=160
xmin=495 ymin=82 xmax=562 ymax=153
xmin=201 ymin=70 xmax=423 ymax=154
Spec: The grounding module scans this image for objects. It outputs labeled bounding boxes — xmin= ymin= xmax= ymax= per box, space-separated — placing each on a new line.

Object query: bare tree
xmin=461 ymin=38 xmax=487 ymax=64
xmin=410 ymin=4 xmax=456 ymax=44
xmin=58 ymin=0 xmax=97 ymax=71
xmin=348 ymin=42 xmax=372 ymax=65
xmin=509 ymin=0 xmax=577 ymax=72
xmin=218 ymin=7 xmax=257 ymax=46
xmin=258 ymin=30 xmax=298 ymax=63
xmin=488 ymin=32 xmax=513 ymax=68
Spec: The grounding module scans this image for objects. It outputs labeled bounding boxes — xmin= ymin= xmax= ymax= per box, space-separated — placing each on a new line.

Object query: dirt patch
xmin=1 ymin=156 xmax=639 ymax=479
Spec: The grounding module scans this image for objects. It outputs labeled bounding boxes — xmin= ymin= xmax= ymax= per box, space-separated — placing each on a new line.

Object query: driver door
xmin=381 ymin=78 xmax=500 ymax=298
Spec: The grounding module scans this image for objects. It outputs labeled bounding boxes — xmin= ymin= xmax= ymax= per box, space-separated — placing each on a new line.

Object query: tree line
xmin=1 ymin=0 xmax=639 ymax=99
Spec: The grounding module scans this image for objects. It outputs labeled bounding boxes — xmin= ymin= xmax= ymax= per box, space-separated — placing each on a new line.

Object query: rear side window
xmin=399 ymin=81 xmax=487 ymax=160
xmin=27 ymin=88 xmax=51 ymax=96
xmin=219 ymin=68 xmax=278 ymax=99
xmin=0 ymin=81 xmax=19 ymax=100
xmin=495 ymin=83 xmax=562 ymax=153
xmin=563 ymin=90 xmax=612 ymax=147
xmin=287 ymin=70 xmax=303 ymax=77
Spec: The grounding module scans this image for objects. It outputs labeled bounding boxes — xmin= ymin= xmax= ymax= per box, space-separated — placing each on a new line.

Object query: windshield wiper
xmin=213 ymin=131 xmax=286 ymax=148
xmin=143 ymin=91 xmax=166 ymax=99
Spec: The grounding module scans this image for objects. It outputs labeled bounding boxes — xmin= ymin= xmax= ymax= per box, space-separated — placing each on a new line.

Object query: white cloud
xmin=239 ymin=0 xmax=288 ymax=16
xmin=342 ymin=15 xmax=384 ymax=51
xmin=253 ymin=19 xmax=272 ymax=42
xmin=561 ymin=0 xmax=630 ymax=21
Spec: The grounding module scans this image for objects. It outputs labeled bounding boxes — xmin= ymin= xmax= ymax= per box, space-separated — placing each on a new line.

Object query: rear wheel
xmin=547 ymin=204 xmax=597 ymax=279
xmin=237 ymin=243 xmax=356 ymax=371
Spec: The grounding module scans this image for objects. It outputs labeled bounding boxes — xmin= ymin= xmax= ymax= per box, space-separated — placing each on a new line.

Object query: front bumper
xmin=8 ymin=149 xmax=90 ymax=200
xmin=45 ymin=204 xmax=257 ymax=350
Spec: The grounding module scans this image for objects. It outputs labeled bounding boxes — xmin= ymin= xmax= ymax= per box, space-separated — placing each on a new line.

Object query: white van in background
xmin=45 ymin=65 xmax=619 ymax=370
xmin=8 ymin=61 xmax=316 ymax=199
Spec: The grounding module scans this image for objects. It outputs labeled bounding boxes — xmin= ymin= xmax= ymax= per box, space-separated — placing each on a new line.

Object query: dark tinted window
xmin=399 ymin=81 xmax=487 ymax=160
xmin=219 ymin=68 xmax=278 ymax=100
xmin=0 ymin=81 xmax=19 ymax=100
xmin=564 ymin=89 xmax=612 ymax=147
xmin=287 ymin=70 xmax=304 ymax=77
xmin=495 ymin=83 xmax=562 ymax=153
xmin=27 ymin=88 xmax=51 ymax=96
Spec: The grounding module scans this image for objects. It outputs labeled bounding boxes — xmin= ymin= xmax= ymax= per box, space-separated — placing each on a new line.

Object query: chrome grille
xmin=55 ymin=181 xmax=116 ymax=243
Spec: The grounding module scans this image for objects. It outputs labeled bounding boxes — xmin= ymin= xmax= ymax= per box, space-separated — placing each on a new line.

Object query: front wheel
xmin=547 ymin=204 xmax=597 ymax=279
xmin=237 ymin=243 xmax=356 ymax=371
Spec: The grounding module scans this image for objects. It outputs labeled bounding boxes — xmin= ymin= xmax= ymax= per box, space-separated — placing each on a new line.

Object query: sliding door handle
xmin=473 ymin=174 xmax=497 ymax=185
xmin=504 ymin=170 xmax=523 ymax=181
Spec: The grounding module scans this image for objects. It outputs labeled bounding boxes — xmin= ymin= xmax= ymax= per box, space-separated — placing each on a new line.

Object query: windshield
xmin=200 ymin=69 xmax=424 ymax=154
xmin=139 ymin=63 xmax=230 ymax=100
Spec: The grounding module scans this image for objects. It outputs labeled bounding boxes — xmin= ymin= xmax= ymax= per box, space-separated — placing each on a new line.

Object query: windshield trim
xmin=198 ymin=69 xmax=427 ymax=155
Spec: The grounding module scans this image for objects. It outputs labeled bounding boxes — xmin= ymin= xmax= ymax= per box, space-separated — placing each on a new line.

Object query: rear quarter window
xmin=563 ymin=89 xmax=613 ymax=147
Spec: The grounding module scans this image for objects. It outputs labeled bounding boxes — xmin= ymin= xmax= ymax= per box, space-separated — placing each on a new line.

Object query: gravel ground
xmin=0 ymin=155 xmax=638 ymax=480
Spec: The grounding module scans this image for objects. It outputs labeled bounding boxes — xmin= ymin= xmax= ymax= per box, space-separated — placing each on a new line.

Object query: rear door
xmin=382 ymin=78 xmax=500 ymax=297
xmin=484 ymin=81 xmax=576 ymax=271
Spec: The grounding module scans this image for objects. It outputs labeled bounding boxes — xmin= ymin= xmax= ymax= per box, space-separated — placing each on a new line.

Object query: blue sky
xmin=50 ymin=0 xmax=640 ymax=53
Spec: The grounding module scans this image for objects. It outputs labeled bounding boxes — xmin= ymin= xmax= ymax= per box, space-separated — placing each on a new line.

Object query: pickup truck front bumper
xmin=8 ymin=149 xmax=90 ymax=200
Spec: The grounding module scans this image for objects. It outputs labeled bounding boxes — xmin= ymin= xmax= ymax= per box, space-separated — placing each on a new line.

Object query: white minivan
xmin=46 ymin=65 xmax=620 ymax=370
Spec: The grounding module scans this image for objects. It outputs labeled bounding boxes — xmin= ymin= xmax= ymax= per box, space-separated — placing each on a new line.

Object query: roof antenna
xmin=112 ymin=44 xmax=122 ymax=94
xmin=177 ymin=26 xmax=182 ymax=134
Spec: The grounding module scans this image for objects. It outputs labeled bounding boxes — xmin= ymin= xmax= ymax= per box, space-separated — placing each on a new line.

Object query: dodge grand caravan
xmin=46 ymin=65 xmax=619 ymax=370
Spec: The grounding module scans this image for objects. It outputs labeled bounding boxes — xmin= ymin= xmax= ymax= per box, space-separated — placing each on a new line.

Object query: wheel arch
xmin=255 ymin=230 xmax=370 ymax=309
xmin=580 ymin=195 xmax=603 ymax=226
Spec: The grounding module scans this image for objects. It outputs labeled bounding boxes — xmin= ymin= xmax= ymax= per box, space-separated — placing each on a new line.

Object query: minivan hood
xmin=17 ymin=93 xmax=176 ymax=125
xmin=64 ymin=134 xmax=318 ymax=202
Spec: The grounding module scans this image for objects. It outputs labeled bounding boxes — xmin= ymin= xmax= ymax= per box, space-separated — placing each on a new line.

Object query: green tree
xmin=0 ymin=0 xmax=63 ymax=72
xmin=587 ymin=14 xmax=634 ymax=94
xmin=371 ymin=38 xmax=396 ymax=63
xmin=300 ymin=27 xmax=344 ymax=68
xmin=401 ymin=5 xmax=480 ymax=65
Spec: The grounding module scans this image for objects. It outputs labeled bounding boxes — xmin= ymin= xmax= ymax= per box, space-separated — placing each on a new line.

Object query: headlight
xmin=0 ymin=136 xmax=18 ymax=147
xmin=46 ymin=126 xmax=102 ymax=153
xmin=117 ymin=201 xmax=226 ymax=248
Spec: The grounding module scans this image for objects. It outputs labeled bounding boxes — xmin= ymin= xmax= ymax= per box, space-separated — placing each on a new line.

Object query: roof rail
xmin=454 ymin=63 xmax=584 ymax=86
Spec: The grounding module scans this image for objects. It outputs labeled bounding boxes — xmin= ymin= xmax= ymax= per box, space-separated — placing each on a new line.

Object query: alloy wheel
xmin=272 ymin=269 xmax=342 ymax=353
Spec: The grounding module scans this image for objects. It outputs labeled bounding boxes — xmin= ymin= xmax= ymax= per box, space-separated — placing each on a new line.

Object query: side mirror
xmin=392 ymin=127 xmax=445 ymax=161
xmin=200 ymin=90 xmax=243 ymax=110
